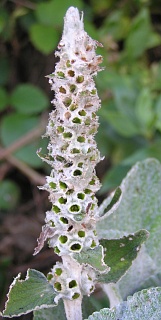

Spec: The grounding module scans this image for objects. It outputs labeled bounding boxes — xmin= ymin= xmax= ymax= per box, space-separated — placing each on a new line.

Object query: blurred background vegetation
xmin=0 ymin=0 xmax=161 ymax=318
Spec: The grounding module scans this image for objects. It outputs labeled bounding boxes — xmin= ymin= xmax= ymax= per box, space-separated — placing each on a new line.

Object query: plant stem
xmin=63 ymin=297 xmax=82 ymax=320
xmin=62 ymin=255 xmax=83 ymax=320
xmin=102 ymin=283 xmax=122 ymax=308
xmin=0 ymin=150 xmax=45 ymax=185
xmin=0 ymin=113 xmax=47 ymax=161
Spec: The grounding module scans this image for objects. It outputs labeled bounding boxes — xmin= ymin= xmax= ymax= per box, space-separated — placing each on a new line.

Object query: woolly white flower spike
xmin=47 ymin=258 xmax=96 ymax=303
xmin=2 ymin=8 xmax=149 ymax=320
xmin=35 ymin=6 xmax=103 ymax=258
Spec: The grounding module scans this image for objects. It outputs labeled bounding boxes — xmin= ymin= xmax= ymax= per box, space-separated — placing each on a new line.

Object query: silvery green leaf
xmin=33 ymin=299 xmax=66 ymax=320
xmin=117 ymin=246 xmax=157 ymax=299
xmin=86 ymin=287 xmax=161 ymax=320
xmin=97 ymin=159 xmax=161 ymax=295
xmin=98 ymin=187 xmax=122 ymax=218
xmin=97 ymin=230 xmax=148 ymax=284
xmin=74 ymin=245 xmax=109 ymax=273
xmin=3 ymin=269 xmax=56 ymax=317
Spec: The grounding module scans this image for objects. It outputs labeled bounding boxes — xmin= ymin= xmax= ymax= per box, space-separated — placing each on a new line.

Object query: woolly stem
xmin=62 ymin=255 xmax=83 ymax=320
xmin=63 ymin=296 xmax=82 ymax=320
xmin=102 ymin=283 xmax=122 ymax=308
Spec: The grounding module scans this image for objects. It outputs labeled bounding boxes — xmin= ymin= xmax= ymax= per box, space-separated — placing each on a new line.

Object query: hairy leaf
xmin=97 ymin=230 xmax=148 ymax=283
xmin=74 ymin=245 xmax=109 ymax=273
xmin=116 ymin=246 xmax=158 ymax=300
xmin=86 ymin=287 xmax=161 ymax=320
xmin=98 ymin=187 xmax=122 ymax=218
xmin=97 ymin=159 xmax=161 ymax=295
xmin=33 ymin=300 xmax=66 ymax=320
xmin=3 ymin=269 xmax=56 ymax=317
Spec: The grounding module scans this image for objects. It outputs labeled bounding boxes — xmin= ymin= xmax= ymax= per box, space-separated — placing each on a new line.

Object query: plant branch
xmin=9 ymin=0 xmax=36 ymax=10
xmin=0 ymin=113 xmax=48 ymax=161
xmin=63 ymin=297 xmax=82 ymax=320
xmin=0 ymin=162 xmax=12 ymax=180
xmin=5 ymin=154 xmax=46 ymax=185
xmin=62 ymin=256 xmax=83 ymax=320
xmin=0 ymin=148 xmax=45 ymax=185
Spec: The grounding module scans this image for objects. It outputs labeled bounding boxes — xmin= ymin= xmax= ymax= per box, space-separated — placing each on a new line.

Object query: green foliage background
xmin=0 ymin=0 xmax=161 ymax=317
xmin=1 ymin=0 xmax=161 ymax=204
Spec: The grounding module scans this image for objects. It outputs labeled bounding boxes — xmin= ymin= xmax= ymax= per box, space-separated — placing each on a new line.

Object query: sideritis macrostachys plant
xmin=34 ymin=6 xmax=104 ymax=318
xmin=2 ymin=7 xmax=148 ymax=320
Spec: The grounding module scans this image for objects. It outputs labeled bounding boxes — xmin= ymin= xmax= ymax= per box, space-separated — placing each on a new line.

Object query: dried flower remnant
xmin=35 ymin=7 xmax=103 ymax=257
xmin=34 ymin=6 xmax=103 ymax=303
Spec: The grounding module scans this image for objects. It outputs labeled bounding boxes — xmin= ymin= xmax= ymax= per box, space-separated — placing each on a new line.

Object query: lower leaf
xmin=3 ymin=269 xmax=57 ymax=318
xmin=33 ymin=299 xmax=66 ymax=320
